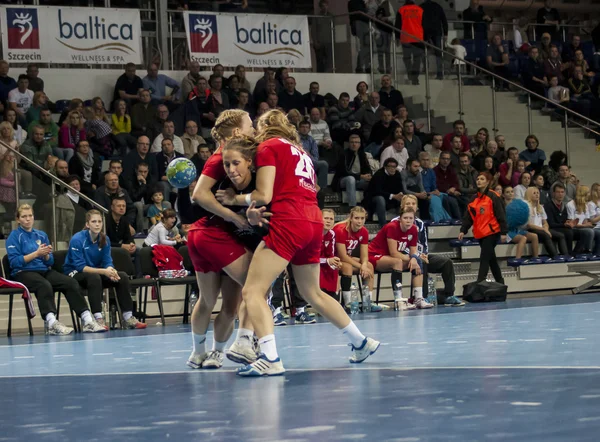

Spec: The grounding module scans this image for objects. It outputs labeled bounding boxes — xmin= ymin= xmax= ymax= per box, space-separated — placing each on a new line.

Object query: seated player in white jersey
xmin=367 ymin=207 xmax=433 ymax=310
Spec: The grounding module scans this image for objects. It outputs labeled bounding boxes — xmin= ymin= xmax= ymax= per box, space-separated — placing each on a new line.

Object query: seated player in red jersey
xmin=332 ymin=206 xmax=375 ymax=308
xmin=368 ymin=207 xmax=433 ymax=310
xmin=320 ymin=208 xmax=342 ymax=300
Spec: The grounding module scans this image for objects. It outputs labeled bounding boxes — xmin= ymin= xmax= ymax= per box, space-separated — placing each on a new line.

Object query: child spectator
xmin=143 ymin=208 xmax=184 ymax=247
xmin=147 ymin=188 xmax=169 ymax=226
xmin=514 ymin=171 xmax=531 ymax=200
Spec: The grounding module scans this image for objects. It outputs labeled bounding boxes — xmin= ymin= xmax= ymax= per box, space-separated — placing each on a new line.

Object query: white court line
xmin=3 ymin=300 xmax=600 ymax=349
xmin=565 ymin=338 xmax=587 ymax=341
xmin=132 ymin=352 xmax=152 ymax=355
xmin=92 ymin=353 xmax=113 ymax=356
xmin=522 ymin=339 xmax=546 ymax=342
xmin=486 ymin=340 xmax=508 ymax=343
xmin=13 ymin=356 xmax=34 ymax=359
xmin=2 ymin=365 xmax=600 ymax=379
xmin=53 ymin=354 xmax=73 ymax=358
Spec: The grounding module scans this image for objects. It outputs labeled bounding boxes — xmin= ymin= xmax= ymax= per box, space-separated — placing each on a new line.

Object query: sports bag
xmin=462 ymin=280 xmax=507 ymax=303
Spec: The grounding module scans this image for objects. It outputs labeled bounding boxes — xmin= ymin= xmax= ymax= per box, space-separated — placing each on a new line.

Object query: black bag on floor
xmin=463 ymin=281 xmax=507 ymax=303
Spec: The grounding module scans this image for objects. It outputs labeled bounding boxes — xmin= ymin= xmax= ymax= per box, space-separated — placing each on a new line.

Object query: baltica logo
xmin=57 ymin=9 xmax=135 ymax=54
xmin=189 ymin=14 xmax=218 ymax=53
xmin=6 ymin=8 xmax=40 ymax=50
xmin=234 ymin=17 xmax=304 ymax=59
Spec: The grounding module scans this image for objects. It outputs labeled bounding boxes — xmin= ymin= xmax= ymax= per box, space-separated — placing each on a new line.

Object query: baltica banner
xmin=184 ymin=12 xmax=312 ymax=68
xmin=0 ymin=6 xmax=142 ymax=64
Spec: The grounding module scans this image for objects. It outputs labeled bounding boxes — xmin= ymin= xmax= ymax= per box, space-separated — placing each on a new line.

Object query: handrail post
xmin=458 ymin=64 xmax=464 ymax=118
xmin=392 ymin=36 xmax=398 ymax=86
xmin=330 ymin=17 xmax=336 ymax=73
xmin=533 ymin=26 xmax=536 ymax=42
xmin=527 ymin=94 xmax=533 ymax=134
xmin=502 ymin=25 xmax=506 ymax=41
xmin=51 ymin=192 xmax=58 ymax=247
xmin=169 ymin=12 xmax=174 ymax=70
xmin=471 ymin=23 xmax=474 ymax=39
xmin=369 ymin=20 xmax=375 ymax=88
xmin=13 ymin=158 xmax=20 ymax=209
xmin=564 ymin=112 xmax=570 ymax=164
xmin=491 ymin=77 xmax=498 ymax=136
xmin=424 ymin=45 xmax=432 ymax=132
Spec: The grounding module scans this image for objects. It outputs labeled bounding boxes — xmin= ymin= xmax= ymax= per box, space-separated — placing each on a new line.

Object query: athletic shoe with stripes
xmin=226 ymin=336 xmax=259 ymax=365
xmin=237 ymin=354 xmax=286 ymax=377
xmin=294 ymin=311 xmax=316 ymax=324
xmin=349 ymin=337 xmax=380 ymax=363
xmin=201 ymin=350 xmax=224 ymax=369
xmin=415 ymin=297 xmax=434 ymax=309
xmin=186 ymin=351 xmax=209 ymax=369
xmin=82 ymin=320 xmax=108 ymax=333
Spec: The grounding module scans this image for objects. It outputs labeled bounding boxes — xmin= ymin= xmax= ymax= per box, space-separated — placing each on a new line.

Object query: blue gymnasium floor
xmin=2 ymin=295 xmax=600 ymax=441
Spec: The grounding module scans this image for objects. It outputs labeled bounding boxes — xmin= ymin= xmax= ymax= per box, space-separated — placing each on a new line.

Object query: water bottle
xmin=189 ymin=291 xmax=198 ymax=313
xmin=394 ymin=282 xmax=403 ymax=311
xmin=362 ymin=284 xmax=371 ymax=313
xmin=350 ymin=283 xmax=360 ymax=315
xmin=427 ymin=277 xmax=438 ymax=306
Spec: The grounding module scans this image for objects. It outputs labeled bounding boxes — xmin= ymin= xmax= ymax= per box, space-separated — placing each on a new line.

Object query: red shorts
xmin=368 ymin=254 xmax=384 ymax=269
xmin=319 ymin=263 xmax=339 ymax=293
xmin=264 ymin=219 xmax=323 ymax=265
xmin=187 ymin=225 xmax=247 ymax=273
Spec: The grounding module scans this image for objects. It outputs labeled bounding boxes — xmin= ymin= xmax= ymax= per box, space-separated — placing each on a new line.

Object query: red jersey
xmin=255 ymin=138 xmax=321 ymax=222
xmin=319 ymin=229 xmax=338 ymax=292
xmin=188 ymin=151 xmax=229 ymax=231
xmin=368 ymin=220 xmax=418 ymax=256
xmin=332 ymin=223 xmax=369 ymax=255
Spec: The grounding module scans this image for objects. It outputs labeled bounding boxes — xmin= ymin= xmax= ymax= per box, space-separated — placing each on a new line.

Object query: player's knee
xmin=340 ymin=262 xmax=353 ymax=275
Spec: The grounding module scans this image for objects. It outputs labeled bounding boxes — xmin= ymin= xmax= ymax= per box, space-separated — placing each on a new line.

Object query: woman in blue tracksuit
xmin=6 ymin=204 xmax=105 ymax=335
xmin=64 ymin=209 xmax=146 ymax=330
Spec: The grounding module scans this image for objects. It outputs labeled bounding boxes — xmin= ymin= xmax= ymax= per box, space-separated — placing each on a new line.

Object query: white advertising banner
xmin=0 ymin=6 xmax=142 ymax=64
xmin=184 ymin=12 xmax=312 ymax=69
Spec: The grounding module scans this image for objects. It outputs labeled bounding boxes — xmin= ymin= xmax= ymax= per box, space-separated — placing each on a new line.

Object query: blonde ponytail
xmin=210 ymin=109 xmax=249 ymax=145
xmin=255 ymin=109 xmax=300 ymax=145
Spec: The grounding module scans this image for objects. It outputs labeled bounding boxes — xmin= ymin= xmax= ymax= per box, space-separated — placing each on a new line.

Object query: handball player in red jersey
xmin=320 ymin=208 xmax=342 ymax=300
xmin=368 ymin=208 xmax=432 ymax=310
xmin=186 ymin=110 xmax=258 ymax=370
xmin=216 ymin=110 xmax=379 ymax=376
xmin=332 ymin=206 xmax=376 ymax=309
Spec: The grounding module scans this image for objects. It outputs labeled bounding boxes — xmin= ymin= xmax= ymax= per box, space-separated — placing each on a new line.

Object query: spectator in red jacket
xmin=395 ymin=0 xmax=424 ymax=85
xmin=442 ymin=120 xmax=470 ymax=152
xmin=434 ymin=151 xmax=463 ymax=218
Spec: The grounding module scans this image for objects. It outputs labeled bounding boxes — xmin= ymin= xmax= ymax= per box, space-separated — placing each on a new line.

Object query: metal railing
xmin=448 ymin=20 xmax=586 ymax=42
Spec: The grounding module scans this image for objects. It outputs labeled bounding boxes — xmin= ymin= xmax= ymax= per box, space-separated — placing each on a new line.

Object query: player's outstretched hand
xmin=246 ymin=201 xmax=272 ymax=227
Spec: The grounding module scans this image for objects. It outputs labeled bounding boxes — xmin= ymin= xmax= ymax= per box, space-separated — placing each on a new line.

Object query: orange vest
xmin=399 ymin=4 xmax=424 ymax=43
xmin=467 ymin=190 xmax=501 ymax=239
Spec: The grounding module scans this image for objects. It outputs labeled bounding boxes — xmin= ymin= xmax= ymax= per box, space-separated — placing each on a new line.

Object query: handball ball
xmin=166 ymin=158 xmax=197 ymax=189
xmin=506 ymin=199 xmax=530 ymax=230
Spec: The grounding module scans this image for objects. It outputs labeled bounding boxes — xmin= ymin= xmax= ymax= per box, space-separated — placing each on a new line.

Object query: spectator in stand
xmin=94 ymin=172 xmax=136 ymax=227
xmin=503 ymin=188 xmax=541 ymax=261
xmin=547 ymin=75 xmax=571 ymax=112
xmin=514 ymin=171 xmax=531 ymax=200
xmin=332 ymin=134 xmax=371 ymax=207
xmin=144 ymin=208 xmax=184 ymax=247
xmin=212 ymin=63 xmax=225 ymax=79
xmin=378 ymin=75 xmax=404 ymax=113
xmin=562 ymin=35 xmax=582 ymax=63
xmin=352 ymin=92 xmax=383 ymax=142
xmin=206 ymin=75 xmax=230 ymax=119
xmin=266 ymin=93 xmax=279 ymax=110
xmin=457 ymin=151 xmax=478 ymax=199
xmin=538 ymin=33 xmax=553 ymax=62
xmin=181 ymin=120 xmax=206 ymax=159
xmin=536 ymin=0 xmax=561 ymax=41
xmin=327 ymin=92 xmax=356 ymax=145
xmin=252 ymin=67 xmax=277 ymax=103
xmin=286 ymin=109 xmax=303 ymax=128
xmin=571 ymin=49 xmax=595 ymax=79
xmin=366 ymin=108 xmax=399 ymax=158
xmin=25 ymin=91 xmax=47 ymax=125
xmin=302 ymin=82 xmax=325 ymax=115
xmin=180 ymin=61 xmax=202 ymax=103
xmin=395 ymin=0 xmax=424 ymax=85
xmin=421 ymin=0 xmax=448 ymax=80
xmin=298 ymin=120 xmax=329 ymax=191
xmin=469 ymin=127 xmax=489 ymax=157
xmin=365 ymin=158 xmax=405 ymax=227
xmin=151 ymin=120 xmax=184 ymax=155
xmin=308 ymin=107 xmax=333 ymax=150
xmin=523 ymin=47 xmax=549 ymax=101
xmin=25 ymin=64 xmax=43 ymax=94
xmin=403 ymin=119 xmax=423 ymax=160
xmin=525 ymin=187 xmax=568 ymax=258
xmin=567 ymin=66 xmax=594 ymax=119
xmin=123 ymin=136 xmax=159 ymax=186
xmin=65 ymin=209 xmax=146 ymax=329
xmin=434 ymin=152 xmax=463 ymax=218
xmin=106 ymin=196 xmax=140 ymax=276
xmin=226 ymin=75 xmax=241 ymax=108
xmin=278 ymin=77 xmax=304 ymax=113
xmin=442 ymin=120 xmax=470 ymax=152
xmin=111 ymin=99 xmax=136 ymax=156
xmin=64 ymin=174 xmax=92 ymax=229
xmin=401 ymin=158 xmax=430 ymax=219
xmin=147 ymin=105 xmax=169 ymax=142
xmin=0 ymin=60 xmax=16 ymax=114
xmin=420 ymin=151 xmax=453 ymax=221
xmin=545 ymin=182 xmax=588 ymax=256
xmin=4 ymin=108 xmax=26 ymax=145
xmin=234 ymin=65 xmax=251 ymax=91
xmin=275 ymin=67 xmax=289 ymax=89
xmin=533 ymin=174 xmax=550 ymax=205
xmin=544 ymin=45 xmax=566 ymax=85
xmin=473 ymin=140 xmax=500 ymax=172
xmin=348 ymin=0 xmax=371 ymax=73
xmin=143 ymin=63 xmax=180 ymax=106
xmin=57 ymin=111 xmax=85 ymax=163
xmin=68 ymin=140 xmax=101 ymax=197
xmin=20 ymin=125 xmax=52 ymax=172
xmin=494 ymin=134 xmax=507 ymax=162
xmin=566 ymin=185 xmax=599 ymax=254
xmin=380 ymin=135 xmax=409 ymax=172
xmin=99 ymin=159 xmax=129 ymax=191
xmin=130 ymin=90 xmax=156 ymax=138
xmin=112 ymin=62 xmax=144 ymax=108
xmin=8 ymin=75 xmax=34 ymax=126
xmin=91 ymin=98 xmax=110 ymax=125
xmin=129 ymin=162 xmax=156 ymax=228
xmin=462 ymin=0 xmax=492 ymax=41
xmin=235 ymin=88 xmax=253 ymax=118
xmin=353 ymin=81 xmax=369 ymax=110
xmin=498 ymin=147 xmax=522 ymax=187
xmin=373 ymin=0 xmax=395 ymax=74
xmin=519 ymin=134 xmax=546 ymax=174
xmin=27 ymin=108 xmax=57 ymax=149
xmin=146 ymin=188 xmax=170 ymax=226
xmin=424 ymin=132 xmax=443 ymax=166
xmin=190 ymin=145 xmax=211 ymax=176
xmin=156 ymin=138 xmax=183 ymax=205
xmin=486 ymin=34 xmax=510 ymax=90
xmin=57 ymin=98 xmax=84 ymax=127
xmin=83 ymin=107 xmax=113 ymax=158
xmin=312 ymin=0 xmax=334 ymax=73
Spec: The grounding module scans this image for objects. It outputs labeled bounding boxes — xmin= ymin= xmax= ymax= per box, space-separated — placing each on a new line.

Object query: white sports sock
xmin=236 ymin=328 xmax=254 ymax=341
xmin=80 ymin=310 xmax=93 ymax=325
xmin=93 ymin=312 xmax=103 ymax=320
xmin=258 ymin=334 xmax=279 ymax=360
xmin=45 ymin=312 xmax=56 ymax=327
xmin=192 ymin=333 xmax=206 ymax=355
xmin=295 ymin=306 xmax=305 ymax=314
xmin=273 ymin=307 xmax=281 ymax=317
xmin=341 ymin=321 xmax=366 ymax=347
xmin=213 ymin=340 xmax=227 ymax=352
xmin=122 ymin=311 xmax=133 ymax=321
xmin=413 ymin=287 xmax=423 ymax=300
xmin=342 ymin=291 xmax=351 ymax=306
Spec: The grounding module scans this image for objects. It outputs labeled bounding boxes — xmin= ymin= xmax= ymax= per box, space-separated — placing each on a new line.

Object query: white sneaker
xmin=186 ymin=351 xmax=209 ymax=369
xmin=237 ymin=354 xmax=286 ymax=377
xmin=414 ymin=297 xmax=434 ymax=309
xmin=349 ymin=337 xmax=380 ymax=363
xmin=226 ymin=336 xmax=258 ymax=365
xmin=202 ymin=350 xmax=224 ymax=369
xmin=82 ymin=320 xmax=108 ymax=333
xmin=47 ymin=321 xmax=74 ymax=336
xmin=399 ymin=299 xmax=416 ymax=310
